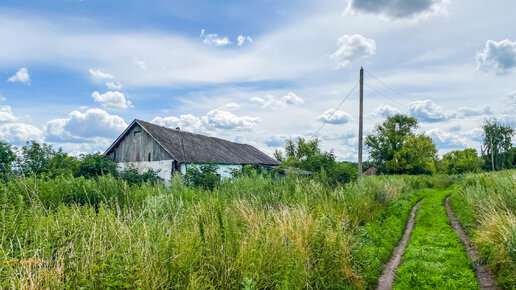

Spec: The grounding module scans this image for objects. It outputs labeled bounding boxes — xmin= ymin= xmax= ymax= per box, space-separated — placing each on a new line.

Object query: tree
xmin=439 ymin=148 xmax=482 ymax=174
xmin=386 ymin=134 xmax=438 ymax=175
xmin=17 ymin=141 xmax=54 ymax=177
xmin=365 ymin=114 xmax=419 ymax=174
xmin=0 ymin=141 xmax=16 ymax=182
xmin=76 ymin=153 xmax=118 ymax=179
xmin=481 ymin=119 xmax=515 ymax=171
xmin=274 ymin=137 xmax=357 ymax=184
xmin=183 ymin=163 xmax=220 ymax=190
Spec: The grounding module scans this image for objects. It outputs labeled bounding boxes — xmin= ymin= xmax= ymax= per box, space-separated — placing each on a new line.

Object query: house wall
xmin=117 ymin=160 xmax=175 ymax=185
xmin=107 ymin=124 xmax=173 ymax=163
xmin=180 ymin=163 xmax=242 ymax=179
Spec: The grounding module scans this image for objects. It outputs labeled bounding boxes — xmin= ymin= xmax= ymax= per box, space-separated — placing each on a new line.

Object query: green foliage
xmin=394 ymin=189 xmax=478 ymax=289
xmin=183 ymin=163 xmax=221 ymax=190
xmin=76 ymin=153 xmax=118 ymax=179
xmin=0 ymin=140 xmax=16 ymax=182
xmin=481 ymin=119 xmax=515 ymax=171
xmin=439 ymin=148 xmax=482 ymax=174
xmin=17 ymin=141 xmax=55 ymax=177
xmin=118 ymin=164 xmax=163 ymax=185
xmin=386 ymin=134 xmax=438 ymax=175
xmin=0 ymin=171 xmax=455 ymax=288
xmin=366 ymin=114 xmax=438 ymax=175
xmin=275 ymin=137 xmax=358 ymax=185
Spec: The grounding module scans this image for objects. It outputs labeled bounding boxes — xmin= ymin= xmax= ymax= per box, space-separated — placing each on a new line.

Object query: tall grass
xmin=0 ymin=173 xmax=453 ymax=288
xmin=450 ymin=170 xmax=516 ymax=288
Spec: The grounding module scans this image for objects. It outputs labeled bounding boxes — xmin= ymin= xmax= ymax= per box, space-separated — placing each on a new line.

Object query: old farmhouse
xmin=104 ymin=119 xmax=279 ymax=183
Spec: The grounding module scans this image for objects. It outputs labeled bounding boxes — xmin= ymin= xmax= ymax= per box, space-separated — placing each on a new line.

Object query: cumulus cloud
xmin=7 ymin=67 xmax=30 ymax=84
xmin=200 ymin=29 xmax=230 ymax=46
xmin=0 ymin=122 xmax=43 ymax=143
xmin=369 ymin=104 xmax=400 ymax=118
xmin=460 ymin=128 xmax=484 ymax=142
xmin=476 ymin=39 xmax=516 ymax=75
xmin=237 ymin=35 xmax=253 ymax=46
xmin=202 ymin=109 xmax=259 ymax=130
xmin=317 ymin=109 xmax=353 ymax=124
xmin=348 ymin=0 xmax=449 ymax=20
xmin=45 ymin=109 xmax=127 ymax=142
xmin=89 ymin=69 xmax=114 ymax=80
xmin=153 ymin=110 xmax=260 ymax=132
xmin=409 ymin=99 xmax=453 ymax=122
xmin=0 ymin=105 xmax=18 ymax=123
xmin=427 ymin=128 xmax=466 ymax=149
xmin=251 ymin=92 xmax=304 ymax=109
xmin=265 ymin=134 xmax=290 ymax=147
xmin=106 ymin=81 xmax=122 ymax=90
xmin=91 ymin=91 xmax=132 ymax=109
xmin=330 ymin=34 xmax=376 ymax=68
xmin=151 ymin=114 xmax=205 ymax=133
xmin=133 ymin=57 xmax=147 ymax=70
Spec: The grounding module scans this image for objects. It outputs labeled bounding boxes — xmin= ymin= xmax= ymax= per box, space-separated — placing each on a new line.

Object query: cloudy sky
xmin=0 ymin=0 xmax=515 ymax=160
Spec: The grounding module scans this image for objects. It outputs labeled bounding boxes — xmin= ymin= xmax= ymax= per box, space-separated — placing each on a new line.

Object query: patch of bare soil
xmin=376 ymin=199 xmax=423 ymax=290
xmin=445 ymin=196 xmax=499 ymax=290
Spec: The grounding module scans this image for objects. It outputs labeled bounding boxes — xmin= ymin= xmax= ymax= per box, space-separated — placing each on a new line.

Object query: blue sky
xmin=0 ymin=0 xmax=515 ymax=160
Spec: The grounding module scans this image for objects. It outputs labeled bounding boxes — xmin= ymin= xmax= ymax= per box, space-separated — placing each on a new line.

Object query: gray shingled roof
xmin=106 ymin=119 xmax=279 ymax=166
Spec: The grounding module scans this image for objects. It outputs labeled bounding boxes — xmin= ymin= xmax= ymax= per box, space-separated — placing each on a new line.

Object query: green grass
xmin=393 ymin=189 xmax=478 ymax=290
xmin=450 ymin=170 xmax=516 ymax=289
xmin=0 ymin=173 xmax=455 ymax=288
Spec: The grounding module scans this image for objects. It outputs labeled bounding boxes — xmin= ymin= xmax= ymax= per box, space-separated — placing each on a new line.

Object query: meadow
xmin=0 ymin=171 xmax=513 ymax=289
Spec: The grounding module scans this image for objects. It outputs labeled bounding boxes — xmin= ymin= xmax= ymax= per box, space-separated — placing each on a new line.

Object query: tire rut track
xmin=445 ymin=196 xmax=499 ymax=290
xmin=376 ymin=199 xmax=423 ymax=290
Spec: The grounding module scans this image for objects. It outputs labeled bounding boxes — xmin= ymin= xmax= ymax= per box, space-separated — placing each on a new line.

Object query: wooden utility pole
xmin=358 ymin=67 xmax=364 ymax=178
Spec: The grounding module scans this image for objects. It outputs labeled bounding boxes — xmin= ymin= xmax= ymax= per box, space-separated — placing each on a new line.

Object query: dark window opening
xmin=113 ymin=150 xmax=116 ymax=161
xmin=134 ymin=130 xmax=142 ymax=136
xmin=148 ymin=152 xmax=151 ymax=162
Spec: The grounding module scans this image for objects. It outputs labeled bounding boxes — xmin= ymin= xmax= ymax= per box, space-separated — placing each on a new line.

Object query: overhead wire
xmin=364 ymin=69 xmax=418 ymax=102
xmin=365 ymin=83 xmax=409 ymax=109
xmin=310 ymin=80 xmax=359 ymax=140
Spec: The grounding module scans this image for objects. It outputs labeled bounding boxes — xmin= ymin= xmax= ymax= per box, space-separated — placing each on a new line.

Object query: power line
xmin=310 ymin=81 xmax=359 ymax=140
xmin=364 ymin=69 xmax=418 ymax=102
xmin=365 ymin=83 xmax=409 ymax=109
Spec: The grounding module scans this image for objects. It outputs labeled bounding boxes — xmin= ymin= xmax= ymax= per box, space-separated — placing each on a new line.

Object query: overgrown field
xmin=0 ymin=174 xmax=454 ymax=289
xmin=450 ymin=170 xmax=516 ymax=288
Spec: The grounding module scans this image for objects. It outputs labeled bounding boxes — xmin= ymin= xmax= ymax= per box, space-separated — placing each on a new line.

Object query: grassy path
xmin=393 ymin=189 xmax=478 ymax=289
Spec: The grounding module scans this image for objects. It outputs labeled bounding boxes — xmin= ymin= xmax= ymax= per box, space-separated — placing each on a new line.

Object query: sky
xmin=0 ymin=0 xmax=515 ymax=160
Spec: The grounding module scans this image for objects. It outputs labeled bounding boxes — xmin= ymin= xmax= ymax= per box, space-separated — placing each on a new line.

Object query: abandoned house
xmin=104 ymin=119 xmax=279 ymax=184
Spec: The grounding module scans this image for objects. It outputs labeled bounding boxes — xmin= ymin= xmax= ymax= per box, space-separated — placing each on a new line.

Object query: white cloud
xmin=7 ymin=67 xmax=30 ymax=84
xmin=151 ymin=114 xmax=205 ymax=133
xmin=201 ymin=109 xmax=259 ymax=130
xmin=409 ymin=99 xmax=453 ymax=122
xmin=222 ymin=102 xmax=241 ymax=111
xmin=282 ymin=92 xmax=304 ymax=105
xmin=106 ymin=81 xmax=122 ymax=90
xmin=348 ymin=0 xmax=449 ymax=20
xmin=237 ymin=35 xmax=253 ymax=46
xmin=201 ymin=29 xmax=231 ymax=46
xmin=0 ymin=122 xmax=43 ymax=143
xmin=460 ymin=128 xmax=484 ymax=143
xmin=251 ymin=92 xmax=304 ymax=109
xmin=89 ymin=69 xmax=114 ymax=80
xmin=46 ymin=108 xmax=127 ymax=142
xmin=316 ymin=109 xmax=353 ymax=124
xmin=0 ymin=105 xmax=18 ymax=123
xmin=91 ymin=91 xmax=132 ymax=109
xmin=153 ymin=109 xmax=260 ymax=132
xmin=476 ymin=39 xmax=516 ymax=75
xmin=427 ymin=128 xmax=466 ymax=149
xmin=133 ymin=57 xmax=147 ymax=70
xmin=369 ymin=104 xmax=400 ymax=118
xmin=330 ymin=34 xmax=376 ymax=68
